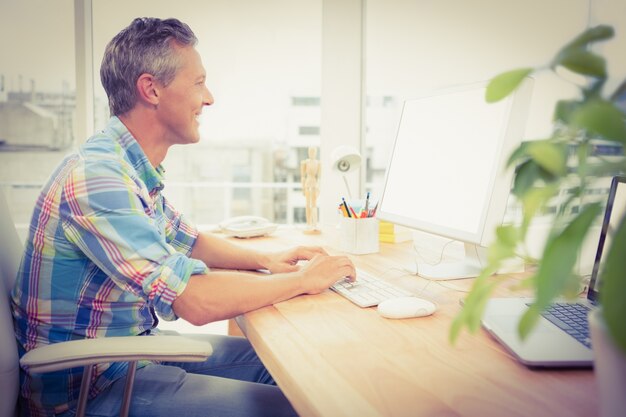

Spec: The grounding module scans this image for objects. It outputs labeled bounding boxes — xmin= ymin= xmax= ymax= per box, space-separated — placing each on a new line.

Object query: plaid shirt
xmin=11 ymin=116 xmax=209 ymax=416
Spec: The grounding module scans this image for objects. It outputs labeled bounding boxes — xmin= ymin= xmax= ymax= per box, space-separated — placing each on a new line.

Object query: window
xmin=299 ymin=126 xmax=321 ymax=136
xmin=0 ymin=0 xmax=75 ymax=239
xmin=92 ymin=0 xmax=322 ymax=225
xmin=292 ymin=97 xmax=321 ymax=106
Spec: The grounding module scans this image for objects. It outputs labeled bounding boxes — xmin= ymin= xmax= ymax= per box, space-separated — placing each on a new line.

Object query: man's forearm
xmin=172 ymin=269 xmax=304 ymax=325
xmin=190 ymin=231 xmax=269 ymax=270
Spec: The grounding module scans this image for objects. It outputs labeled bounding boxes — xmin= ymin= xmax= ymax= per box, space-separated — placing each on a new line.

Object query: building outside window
xmin=0 ymin=0 xmax=75 ymax=239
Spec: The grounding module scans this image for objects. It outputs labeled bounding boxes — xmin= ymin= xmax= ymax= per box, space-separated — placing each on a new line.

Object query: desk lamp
xmin=330 ymin=145 xmax=361 ymax=199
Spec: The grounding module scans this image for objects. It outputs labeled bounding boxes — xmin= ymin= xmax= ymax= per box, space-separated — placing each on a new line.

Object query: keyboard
xmin=331 ymin=269 xmax=412 ymax=308
xmin=541 ymin=302 xmax=593 ymax=348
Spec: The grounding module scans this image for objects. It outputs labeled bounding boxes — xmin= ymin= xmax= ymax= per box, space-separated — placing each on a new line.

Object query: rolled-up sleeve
xmin=162 ymin=195 xmax=199 ymax=257
xmin=61 ymin=159 xmax=208 ymax=321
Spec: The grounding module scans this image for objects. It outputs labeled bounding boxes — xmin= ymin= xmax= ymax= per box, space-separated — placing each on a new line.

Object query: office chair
xmin=0 ymin=189 xmax=213 ymax=417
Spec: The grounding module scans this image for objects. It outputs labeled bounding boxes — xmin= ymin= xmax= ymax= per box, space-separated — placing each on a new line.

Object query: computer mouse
xmin=377 ymin=296 xmax=437 ymax=319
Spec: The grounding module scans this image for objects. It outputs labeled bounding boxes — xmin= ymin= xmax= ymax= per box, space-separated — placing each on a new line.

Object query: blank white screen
xmin=380 ymin=85 xmax=510 ymax=241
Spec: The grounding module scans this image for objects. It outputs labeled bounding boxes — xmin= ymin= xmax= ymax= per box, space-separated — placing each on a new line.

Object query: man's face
xmin=157 ymin=45 xmax=213 ymax=145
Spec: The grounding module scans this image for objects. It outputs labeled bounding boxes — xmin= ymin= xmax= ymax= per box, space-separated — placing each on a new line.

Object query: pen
xmin=342 ymin=197 xmax=352 ymax=218
xmin=370 ymin=201 xmax=379 ymax=217
xmin=344 ymin=198 xmax=359 ymax=218
xmin=364 ymin=192 xmax=370 ymax=213
xmin=338 ymin=204 xmax=346 ymax=217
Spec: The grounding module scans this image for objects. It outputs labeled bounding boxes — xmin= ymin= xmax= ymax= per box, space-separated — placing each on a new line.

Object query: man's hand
xmin=298 ymin=254 xmax=356 ymax=295
xmin=262 ymin=246 xmax=329 ymax=273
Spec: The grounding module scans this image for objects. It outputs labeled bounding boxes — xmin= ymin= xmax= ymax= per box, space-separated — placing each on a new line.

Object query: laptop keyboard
xmin=331 ymin=269 xmax=412 ymax=308
xmin=541 ymin=302 xmax=592 ymax=349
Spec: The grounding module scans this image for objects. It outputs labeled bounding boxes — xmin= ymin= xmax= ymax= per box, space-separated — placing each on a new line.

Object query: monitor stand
xmin=416 ymin=242 xmax=485 ymax=280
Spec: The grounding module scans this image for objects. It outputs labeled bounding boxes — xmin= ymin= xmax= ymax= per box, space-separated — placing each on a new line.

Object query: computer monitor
xmin=377 ymin=79 xmax=533 ymax=279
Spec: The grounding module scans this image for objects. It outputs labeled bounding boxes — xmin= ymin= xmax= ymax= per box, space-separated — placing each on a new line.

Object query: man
xmin=11 ymin=17 xmax=355 ymax=417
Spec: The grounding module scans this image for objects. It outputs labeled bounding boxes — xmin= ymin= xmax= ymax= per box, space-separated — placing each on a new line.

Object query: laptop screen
xmin=588 ymin=176 xmax=626 ymax=303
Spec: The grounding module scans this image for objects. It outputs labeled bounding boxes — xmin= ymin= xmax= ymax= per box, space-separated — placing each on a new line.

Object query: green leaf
xmin=511 ymin=160 xmax=538 ymax=197
xmin=520 ymin=185 xmax=559 ymax=231
xmin=486 ymin=225 xmax=520 ymax=264
xmin=554 ymin=49 xmax=607 ymax=78
xmin=467 ymin=278 xmax=499 ymax=333
xmin=521 ymin=185 xmax=558 ymax=218
xmin=511 ymin=159 xmax=557 ymax=198
xmin=450 ymin=268 xmax=499 ymax=343
xmin=516 ymin=203 xmax=602 ymax=340
xmin=554 ymin=99 xmax=583 ymax=124
xmin=575 ymin=142 xmax=591 ymax=179
xmin=600 ymin=214 xmax=626 ymax=352
xmin=526 ymin=141 xmax=567 ymax=176
xmin=451 ymin=23 xmax=620 ymax=348
xmin=486 ymin=68 xmax=533 ymax=103
xmin=571 ymin=100 xmax=626 ymax=143
xmin=559 ymin=25 xmax=614 ymax=52
xmin=583 ymin=78 xmax=606 ymax=101
xmin=519 ymin=300 xmax=542 ymax=339
xmin=534 ymin=203 xmax=602 ymax=310
xmin=487 ymin=245 xmax=512 ymax=264
xmin=496 ymin=224 xmax=519 ymax=247
xmin=551 ymin=25 xmax=614 ymax=79
xmin=506 ymin=141 xmax=533 ymax=169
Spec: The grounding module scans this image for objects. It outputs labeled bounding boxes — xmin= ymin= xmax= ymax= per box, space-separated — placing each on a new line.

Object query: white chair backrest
xmin=0 ymin=189 xmax=24 ymax=417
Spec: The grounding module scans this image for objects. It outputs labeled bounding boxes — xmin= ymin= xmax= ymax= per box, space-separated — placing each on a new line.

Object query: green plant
xmin=451 ymin=25 xmax=626 ymax=352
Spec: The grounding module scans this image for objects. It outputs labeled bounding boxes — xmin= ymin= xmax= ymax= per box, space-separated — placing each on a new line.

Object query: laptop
xmin=481 ymin=175 xmax=626 ymax=367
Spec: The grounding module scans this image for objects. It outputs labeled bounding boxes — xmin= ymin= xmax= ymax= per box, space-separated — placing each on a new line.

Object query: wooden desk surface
xmin=232 ymin=226 xmax=597 ymax=417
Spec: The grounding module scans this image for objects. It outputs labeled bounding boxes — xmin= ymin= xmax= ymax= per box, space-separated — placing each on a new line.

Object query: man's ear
xmin=136 ymin=73 xmax=160 ymax=106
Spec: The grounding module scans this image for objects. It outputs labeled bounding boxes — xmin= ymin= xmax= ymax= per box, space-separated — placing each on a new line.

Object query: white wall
xmin=365 ymin=0 xmax=591 ymax=159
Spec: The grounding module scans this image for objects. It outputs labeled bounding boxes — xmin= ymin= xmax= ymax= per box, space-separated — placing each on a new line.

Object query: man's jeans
xmin=57 ymin=334 xmax=298 ymax=417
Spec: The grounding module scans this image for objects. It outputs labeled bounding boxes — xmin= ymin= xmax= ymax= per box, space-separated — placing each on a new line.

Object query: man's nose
xmin=204 ymin=87 xmax=214 ymax=106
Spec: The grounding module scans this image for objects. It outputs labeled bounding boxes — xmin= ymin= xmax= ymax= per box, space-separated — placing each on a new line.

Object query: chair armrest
xmin=20 ymin=335 xmax=213 ymax=374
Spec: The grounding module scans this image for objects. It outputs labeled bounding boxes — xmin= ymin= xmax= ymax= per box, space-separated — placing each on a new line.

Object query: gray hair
xmin=100 ymin=17 xmax=198 ymax=116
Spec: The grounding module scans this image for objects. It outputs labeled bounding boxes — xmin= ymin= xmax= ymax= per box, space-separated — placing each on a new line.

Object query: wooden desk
xmin=233 ymin=226 xmax=597 ymax=417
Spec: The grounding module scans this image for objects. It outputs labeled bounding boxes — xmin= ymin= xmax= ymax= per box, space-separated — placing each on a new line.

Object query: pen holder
xmin=338 ymin=217 xmax=379 ymax=255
